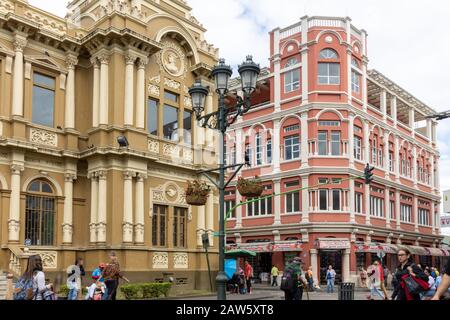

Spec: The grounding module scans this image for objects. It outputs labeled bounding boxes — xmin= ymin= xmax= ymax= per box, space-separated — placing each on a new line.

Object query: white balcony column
xmin=413 ymin=195 xmax=419 ymax=232
xmin=99 ymin=53 xmax=110 ymax=125
xmin=8 ymin=164 xmax=24 ymax=242
xmin=395 ymin=189 xmax=401 ymax=230
xmin=62 ymin=173 xmax=77 ymax=245
xmin=363 ymin=120 xmax=370 ymax=163
xmin=133 ymin=174 xmax=145 ymax=245
xmin=385 ymin=186 xmax=390 ymax=227
xmin=235 ymin=128 xmax=243 ymax=164
xmin=380 ymin=90 xmax=387 ymax=121
xmin=123 ymin=171 xmax=135 ymax=243
xmin=136 ymin=58 xmax=147 ymax=129
xmin=91 ymin=58 xmax=100 ymax=127
xmin=301 ymin=176 xmax=309 ymax=223
xmin=273 ymin=119 xmax=281 ymax=172
xmin=235 ymin=191 xmax=242 ymax=228
xmin=124 ymin=53 xmax=137 ymax=126
xmin=394 ymin=135 xmax=400 ymax=182
xmin=426 ymin=119 xmax=432 ymax=142
xmin=343 ymin=248 xmax=351 ymax=282
xmin=196 ymin=197 xmax=206 ymax=246
xmin=362 ymin=64 xmax=368 ymax=112
xmin=409 ymin=108 xmax=415 ymax=135
xmin=301 ymin=112 xmax=309 ymax=168
xmin=89 ymin=172 xmax=98 ymax=243
xmin=273 ymin=179 xmax=281 ymax=225
xmin=349 ymin=178 xmax=355 ymax=223
xmin=384 ymin=131 xmax=390 ymax=178
xmin=206 ymin=189 xmax=214 ymax=246
xmin=365 ymin=183 xmax=371 ymax=225
xmin=436 ymin=204 xmax=441 ymax=235
xmin=391 ymin=96 xmax=397 ymax=125
xmin=412 ymin=146 xmax=418 ymax=187
xmin=435 ymin=157 xmax=440 ymax=193
xmin=348 ymin=113 xmax=355 ymax=168
xmin=65 ymin=55 xmax=78 ymax=129
xmin=273 ymin=28 xmax=281 ymax=113
xmin=431 ymin=202 xmax=436 ymax=235
xmin=430 ymin=156 xmax=435 ymax=190
xmin=310 ymin=249 xmax=319 ymax=285
xmin=328 ymin=189 xmax=333 ymax=211
xmin=432 ymin=121 xmax=437 ymax=143
xmin=97 ymin=171 xmax=108 ymax=243
xmin=11 ymin=35 xmax=27 ymax=117
xmin=301 ymin=16 xmax=309 ymax=104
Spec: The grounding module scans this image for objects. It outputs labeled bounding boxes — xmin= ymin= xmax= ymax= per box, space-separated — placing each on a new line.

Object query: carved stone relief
xmin=173 ymin=253 xmax=188 ymax=269
xmin=30 ymin=128 xmax=58 ymax=147
xmin=152 ymin=252 xmax=168 ymax=269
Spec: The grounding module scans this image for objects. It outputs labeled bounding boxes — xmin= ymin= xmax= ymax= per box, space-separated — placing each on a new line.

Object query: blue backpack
xmin=13 ymin=277 xmax=35 ymax=300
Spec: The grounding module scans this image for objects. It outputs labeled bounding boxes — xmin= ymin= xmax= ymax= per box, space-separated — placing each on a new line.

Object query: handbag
xmin=403 ymin=275 xmax=427 ymax=295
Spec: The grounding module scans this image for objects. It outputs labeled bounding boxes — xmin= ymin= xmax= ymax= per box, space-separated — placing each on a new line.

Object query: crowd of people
xmin=14 ymin=251 xmax=129 ymax=301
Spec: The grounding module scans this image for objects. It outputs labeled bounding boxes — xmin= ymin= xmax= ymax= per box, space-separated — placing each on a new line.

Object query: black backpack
xmin=280 ymin=269 xmax=296 ymax=292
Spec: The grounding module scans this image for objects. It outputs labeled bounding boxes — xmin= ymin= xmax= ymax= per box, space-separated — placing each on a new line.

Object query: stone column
xmin=343 ymin=248 xmax=351 ymax=282
xmin=348 ymin=113 xmax=355 ymax=168
xmin=362 ymin=61 xmax=368 ymax=112
xmin=310 ymin=249 xmax=319 ymax=285
xmin=385 ymin=186 xmax=390 ymax=227
xmin=409 ymin=108 xmax=415 ymax=130
xmin=301 ymin=112 xmax=309 ymax=168
xmin=363 ymin=120 xmax=370 ymax=163
xmin=413 ymin=195 xmax=419 ymax=232
xmin=395 ymin=189 xmax=401 ymax=230
xmin=62 ymin=173 xmax=77 ymax=245
xmin=301 ymin=16 xmax=309 ymax=104
xmin=11 ymin=35 xmax=27 ymax=117
xmin=124 ymin=54 xmax=137 ymax=126
xmin=134 ymin=174 xmax=146 ymax=244
xmin=197 ymin=205 xmax=206 ymax=247
xmin=365 ymin=183 xmax=371 ymax=225
xmin=391 ymin=96 xmax=397 ymax=125
xmin=123 ymin=171 xmax=135 ymax=243
xmin=91 ymin=58 xmax=100 ymax=127
xmin=273 ymin=55 xmax=281 ymax=111
xmin=384 ymin=131 xmax=390 ymax=178
xmin=8 ymin=165 xmax=24 ymax=242
xmin=97 ymin=171 xmax=107 ymax=243
xmin=273 ymin=179 xmax=281 ymax=225
xmin=426 ymin=119 xmax=432 ymax=141
xmin=412 ymin=146 xmax=418 ymax=187
xmin=301 ymin=176 xmax=309 ymax=223
xmin=98 ymin=53 xmax=110 ymax=125
xmin=65 ymin=55 xmax=78 ymax=129
xmin=394 ymin=135 xmax=400 ymax=182
xmin=206 ymin=189 xmax=214 ymax=246
xmin=430 ymin=156 xmax=435 ymax=190
xmin=89 ymin=173 xmax=98 ymax=243
xmin=235 ymin=191 xmax=242 ymax=228
xmin=349 ymin=179 xmax=355 ymax=223
xmin=136 ymin=58 xmax=147 ymax=129
xmin=431 ymin=202 xmax=436 ymax=235
xmin=380 ymin=90 xmax=387 ymax=121
xmin=273 ymin=119 xmax=281 ymax=172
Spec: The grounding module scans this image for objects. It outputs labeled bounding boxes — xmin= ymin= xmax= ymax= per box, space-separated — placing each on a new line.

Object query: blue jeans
xmin=327 ymin=279 xmax=334 ymax=293
xmin=68 ymin=288 xmax=79 ymax=300
xmin=370 ymin=287 xmax=385 ymax=299
xmin=102 ymin=286 xmax=109 ymax=300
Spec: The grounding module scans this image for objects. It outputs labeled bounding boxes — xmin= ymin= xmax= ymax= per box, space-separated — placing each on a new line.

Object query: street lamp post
xmin=189 ymin=56 xmax=260 ymax=300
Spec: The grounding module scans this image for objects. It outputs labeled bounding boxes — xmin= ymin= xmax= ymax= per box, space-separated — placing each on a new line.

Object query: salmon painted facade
xmin=224 ymin=16 xmax=447 ymax=285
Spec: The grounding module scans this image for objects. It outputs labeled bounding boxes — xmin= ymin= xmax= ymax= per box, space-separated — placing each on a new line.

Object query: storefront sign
xmin=226 ymin=241 xmax=303 ymax=253
xmin=235 ymin=243 xmax=271 ymax=253
xmin=355 ymin=244 xmax=398 ymax=254
xmin=272 ymin=241 xmax=303 ymax=252
xmin=318 ymin=239 xmax=350 ymax=250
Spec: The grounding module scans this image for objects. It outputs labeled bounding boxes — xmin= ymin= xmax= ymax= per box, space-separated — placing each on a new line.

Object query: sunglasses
xmin=397 ymin=254 xmax=407 ymax=257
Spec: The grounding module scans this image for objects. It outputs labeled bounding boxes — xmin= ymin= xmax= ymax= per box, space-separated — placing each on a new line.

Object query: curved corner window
xmin=319 ymin=48 xmax=339 ymax=59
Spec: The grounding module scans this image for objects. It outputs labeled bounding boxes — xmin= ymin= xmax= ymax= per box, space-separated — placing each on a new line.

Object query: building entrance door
xmin=319 ymin=250 xmax=342 ymax=284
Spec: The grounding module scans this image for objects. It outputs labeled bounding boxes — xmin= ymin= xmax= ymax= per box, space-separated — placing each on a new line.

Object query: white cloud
xmin=30 ymin=0 xmax=450 ymax=225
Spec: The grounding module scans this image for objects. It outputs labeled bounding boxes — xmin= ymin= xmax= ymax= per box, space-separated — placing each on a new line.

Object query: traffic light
xmin=364 ymin=164 xmax=375 ymax=184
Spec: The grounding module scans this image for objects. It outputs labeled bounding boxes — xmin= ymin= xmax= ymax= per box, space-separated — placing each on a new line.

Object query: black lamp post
xmin=189 ymin=56 xmax=260 ymax=300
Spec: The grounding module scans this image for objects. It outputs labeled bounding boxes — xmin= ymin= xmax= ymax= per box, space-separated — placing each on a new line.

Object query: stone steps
xmin=0 ymin=275 xmax=7 ymax=300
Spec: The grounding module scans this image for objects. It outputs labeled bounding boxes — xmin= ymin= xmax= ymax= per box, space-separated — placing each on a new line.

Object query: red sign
xmin=272 ymin=242 xmax=303 ymax=252
xmin=318 ymin=240 xmax=350 ymax=249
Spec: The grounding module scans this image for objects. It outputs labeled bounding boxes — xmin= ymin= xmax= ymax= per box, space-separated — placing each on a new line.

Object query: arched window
xmin=285 ymin=57 xmax=298 ymax=67
xmin=351 ymin=58 xmax=361 ymax=93
xmin=351 ymin=58 xmax=360 ymax=68
xmin=284 ymin=57 xmax=300 ymax=93
xmin=318 ymin=48 xmax=340 ymax=85
xmin=25 ymin=180 xmax=56 ymax=246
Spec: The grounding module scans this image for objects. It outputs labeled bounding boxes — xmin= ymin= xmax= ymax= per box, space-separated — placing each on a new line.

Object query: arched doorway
xmin=25 ymin=180 xmax=56 ymax=246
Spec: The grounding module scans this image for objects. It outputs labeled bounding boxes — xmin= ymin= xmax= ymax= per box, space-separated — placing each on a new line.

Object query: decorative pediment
xmin=24 ymin=55 xmax=65 ymax=72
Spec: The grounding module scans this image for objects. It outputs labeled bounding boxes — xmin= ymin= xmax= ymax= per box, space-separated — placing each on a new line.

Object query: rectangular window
xmin=331 ymin=131 xmax=341 ymax=156
xmin=318 ymin=62 xmax=340 ymax=85
xmin=266 ymin=139 xmax=272 ymax=164
xmin=284 ymin=125 xmax=300 ymax=133
xmin=319 ymin=121 xmax=341 ymax=127
xmin=389 ymin=151 xmax=394 ymax=172
xmin=173 ymin=207 xmax=187 ymax=248
xmin=318 ymin=131 xmax=327 ymax=155
xmin=152 ymin=205 xmax=167 ymax=247
xmin=256 ymin=133 xmax=263 ymax=165
xmin=370 ymin=196 xmax=384 ymax=217
xmin=231 ymin=147 xmax=236 ymax=165
xmin=225 ymin=200 xmax=236 ymax=219
xmin=284 ymin=135 xmax=300 ymax=160
xmin=247 ymin=197 xmax=272 ymax=217
xmin=418 ymin=208 xmax=430 ymax=226
xmin=390 ymin=201 xmax=395 ymax=220
xmin=286 ymin=191 xmax=300 ymax=213
xmin=400 ymin=204 xmax=412 ymax=223
xmin=183 ymin=110 xmax=192 ymax=144
xmin=354 ymin=136 xmax=362 ymax=160
xmin=332 ymin=189 xmax=341 ymax=211
xmin=163 ymin=104 xmax=178 ymax=141
xmin=164 ymin=91 xmax=178 ymax=103
xmin=32 ymin=73 xmax=55 ymax=127
xmin=147 ymin=99 xmax=158 ymax=136
xmin=355 ymin=192 xmax=363 ymax=213
xmin=285 ymin=181 xmax=300 ymax=188
xmin=284 ymin=69 xmax=300 ymax=93
xmin=245 ymin=145 xmax=252 ymax=166
xmin=319 ymin=189 xmax=328 ymax=210
xmin=351 ymin=70 xmax=360 ymax=93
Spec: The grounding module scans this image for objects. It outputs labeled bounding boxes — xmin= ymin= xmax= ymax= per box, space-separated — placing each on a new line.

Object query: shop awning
xmin=354 ymin=243 xmax=450 ymax=257
xmin=354 ymin=243 xmax=398 ymax=254
xmin=404 ymin=245 xmax=433 ymax=256
xmin=424 ymin=247 xmax=450 ymax=257
xmin=235 ymin=243 xmax=272 ymax=253
xmin=318 ymin=239 xmax=351 ymax=250
xmin=272 ymin=241 xmax=303 ymax=252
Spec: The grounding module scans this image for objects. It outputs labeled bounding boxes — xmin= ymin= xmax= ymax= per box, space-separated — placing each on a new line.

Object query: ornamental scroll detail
xmin=30 ymin=128 xmax=57 ymax=147
xmin=173 ymin=253 xmax=188 ymax=269
xmin=28 ymin=251 xmax=57 ymax=269
xmin=152 ymin=252 xmax=168 ymax=269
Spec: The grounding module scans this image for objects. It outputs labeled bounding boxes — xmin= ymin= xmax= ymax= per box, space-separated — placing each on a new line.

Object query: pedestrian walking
xmin=326 ymin=265 xmax=336 ymax=293
xmin=306 ymin=266 xmax=314 ymax=291
xmin=391 ymin=268 xmax=400 ymax=300
xmin=421 ymin=269 xmax=436 ymax=299
xmin=271 ymin=265 xmax=279 ymax=287
xmin=281 ymin=257 xmax=306 ymax=300
xmin=394 ymin=248 xmax=429 ymax=300
xmin=14 ymin=255 xmax=55 ymax=300
xmin=383 ymin=265 xmax=389 ymax=288
xmin=86 ymin=272 xmax=106 ymax=300
xmin=66 ymin=257 xmax=84 ymax=300
xmin=102 ymin=251 xmax=129 ymax=300
xmin=244 ymin=261 xmax=254 ymax=294
xmin=359 ymin=267 xmax=368 ymax=288
xmin=432 ymin=258 xmax=450 ymax=300
xmin=367 ymin=260 xmax=385 ymax=300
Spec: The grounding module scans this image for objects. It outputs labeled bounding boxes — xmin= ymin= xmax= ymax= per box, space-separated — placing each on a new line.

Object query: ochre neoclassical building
xmin=0 ymin=0 xmax=220 ymax=291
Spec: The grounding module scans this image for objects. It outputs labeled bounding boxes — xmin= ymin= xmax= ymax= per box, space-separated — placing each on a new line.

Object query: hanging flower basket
xmin=185 ymin=180 xmax=211 ymax=206
xmin=237 ymin=176 xmax=263 ymax=198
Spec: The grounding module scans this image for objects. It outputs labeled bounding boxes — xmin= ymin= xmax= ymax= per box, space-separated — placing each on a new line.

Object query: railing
xmin=280 ymin=23 xmax=302 ymax=39
xmin=8 ymin=246 xmax=26 ymax=279
xmin=308 ymin=139 xmax=349 ymax=156
xmin=308 ymin=17 xmax=346 ymax=29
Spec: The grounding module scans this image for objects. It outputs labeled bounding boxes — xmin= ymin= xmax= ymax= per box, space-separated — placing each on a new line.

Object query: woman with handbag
xmin=394 ymin=248 xmax=429 ymax=300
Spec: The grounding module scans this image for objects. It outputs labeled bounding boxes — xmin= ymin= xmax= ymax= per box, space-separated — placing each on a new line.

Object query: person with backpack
xmin=14 ymin=255 xmax=54 ymax=301
xmin=281 ymin=257 xmax=306 ymax=300
xmin=66 ymin=257 xmax=85 ymax=300
xmin=394 ymin=248 xmax=429 ymax=300
xmin=326 ymin=265 xmax=336 ymax=293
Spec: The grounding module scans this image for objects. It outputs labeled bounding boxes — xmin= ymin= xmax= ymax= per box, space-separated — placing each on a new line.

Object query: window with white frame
xmin=331 ymin=131 xmax=341 ymax=156
xmin=284 ymin=135 xmax=300 ymax=160
xmin=266 ymin=139 xmax=272 ymax=164
xmin=231 ymin=147 xmax=236 ymax=165
xmin=355 ymin=192 xmax=363 ymax=213
xmin=332 ymin=189 xmax=341 ymax=211
xmin=225 ymin=200 xmax=236 ymax=219
xmin=400 ymin=204 xmax=412 ymax=222
xmin=370 ymin=196 xmax=384 ymax=217
xmin=318 ymin=63 xmax=340 ymax=85
xmin=256 ymin=133 xmax=263 ymax=165
xmin=245 ymin=144 xmax=252 ymax=165
xmin=418 ymin=208 xmax=430 ymax=226
xmin=351 ymin=58 xmax=360 ymax=68
xmin=319 ymin=121 xmax=341 ymax=127
xmin=351 ymin=70 xmax=360 ymax=93
xmin=285 ymin=57 xmax=298 ymax=67
xmin=284 ymin=124 xmax=300 ymax=133
xmin=286 ymin=191 xmax=300 ymax=213
xmin=247 ymin=197 xmax=272 ymax=217
xmin=389 ymin=151 xmax=394 ymax=172
xmin=354 ymin=136 xmax=362 ymax=160
xmin=284 ymin=69 xmax=300 ymax=93
xmin=319 ymin=189 xmax=328 ymax=210
xmin=318 ymin=131 xmax=327 ymax=155
xmin=320 ymin=49 xmax=339 ymax=59
xmin=390 ymin=201 xmax=395 ymax=220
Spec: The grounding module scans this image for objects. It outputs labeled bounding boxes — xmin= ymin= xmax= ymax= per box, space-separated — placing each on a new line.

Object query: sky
xmin=30 ymin=0 xmax=450 ymax=234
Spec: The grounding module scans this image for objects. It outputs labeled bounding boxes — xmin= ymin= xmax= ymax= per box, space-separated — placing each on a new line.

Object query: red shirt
xmin=244 ymin=264 xmax=253 ymax=278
